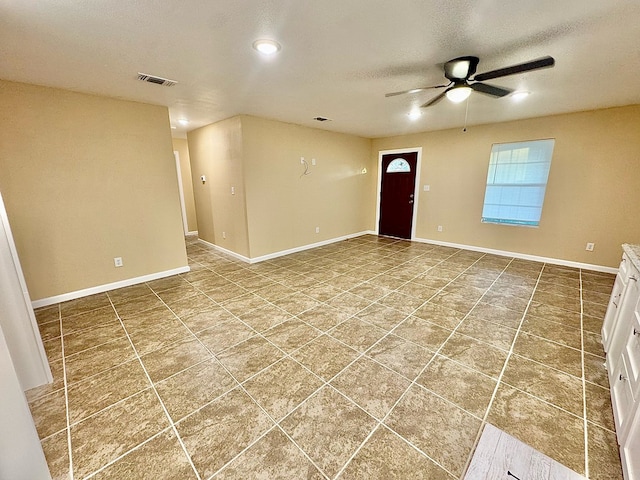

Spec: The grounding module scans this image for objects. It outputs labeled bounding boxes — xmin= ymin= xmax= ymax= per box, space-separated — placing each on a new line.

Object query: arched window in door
xmin=386 ymin=158 xmax=411 ymax=173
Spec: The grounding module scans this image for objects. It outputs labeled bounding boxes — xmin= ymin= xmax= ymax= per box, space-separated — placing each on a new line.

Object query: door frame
xmin=375 ymin=147 xmax=422 ymax=240
xmin=174 ymin=150 xmax=189 ymax=235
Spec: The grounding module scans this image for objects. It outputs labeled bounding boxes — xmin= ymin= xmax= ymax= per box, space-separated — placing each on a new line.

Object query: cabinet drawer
xmin=603 ymin=275 xmax=627 ymax=351
xmin=624 ymin=312 xmax=640 ymax=393
xmin=611 ymin=354 xmax=635 ymax=441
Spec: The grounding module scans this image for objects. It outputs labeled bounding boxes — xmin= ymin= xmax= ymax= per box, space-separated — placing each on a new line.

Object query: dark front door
xmin=378 ymin=151 xmax=418 ymax=239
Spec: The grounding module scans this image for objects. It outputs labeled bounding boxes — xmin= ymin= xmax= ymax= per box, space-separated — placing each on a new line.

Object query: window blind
xmin=481 ymin=139 xmax=555 ymax=227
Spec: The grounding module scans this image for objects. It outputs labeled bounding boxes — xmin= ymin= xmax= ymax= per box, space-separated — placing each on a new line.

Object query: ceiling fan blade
xmin=385 ymin=84 xmax=449 ymax=97
xmin=473 ymin=56 xmax=555 ymax=82
xmin=470 ymin=82 xmax=513 ymax=97
xmin=420 ymin=90 xmax=448 ymax=108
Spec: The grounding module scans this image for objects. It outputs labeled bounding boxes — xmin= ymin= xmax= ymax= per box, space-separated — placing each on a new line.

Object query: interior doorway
xmin=376 ymin=148 xmax=421 ymax=239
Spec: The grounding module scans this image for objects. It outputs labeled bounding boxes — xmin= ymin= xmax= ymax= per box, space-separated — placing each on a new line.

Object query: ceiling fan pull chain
xmin=463 ymin=96 xmax=469 ymax=133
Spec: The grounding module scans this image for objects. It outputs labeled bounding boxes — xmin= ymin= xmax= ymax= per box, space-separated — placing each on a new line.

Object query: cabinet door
xmin=621 ymin=399 xmax=640 ymax=480
xmin=623 ymin=311 xmax=640 ymax=396
xmin=611 ymin=354 xmax=636 ymax=442
xmin=608 ymin=271 xmax=640 ymax=375
xmin=603 ymin=274 xmax=627 ymax=351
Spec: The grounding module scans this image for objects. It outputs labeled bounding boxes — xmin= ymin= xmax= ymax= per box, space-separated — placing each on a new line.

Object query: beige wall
xmin=187 ymin=117 xmax=250 ymax=257
xmin=0 ymin=80 xmax=188 ymax=300
xmin=372 ymin=105 xmax=640 ymax=268
xmin=171 ymin=138 xmax=198 ymax=232
xmin=241 ymin=115 xmax=375 ymax=257
xmin=187 ymin=115 xmax=375 ymax=259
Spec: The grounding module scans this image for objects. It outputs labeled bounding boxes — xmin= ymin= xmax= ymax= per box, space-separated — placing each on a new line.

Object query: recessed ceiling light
xmin=512 ymin=91 xmax=530 ymax=101
xmin=253 ymin=39 xmax=281 ymax=55
xmin=177 ymin=118 xmax=189 ymax=126
xmin=171 ymin=126 xmax=177 ymax=129
xmin=407 ymin=110 xmax=422 ymax=120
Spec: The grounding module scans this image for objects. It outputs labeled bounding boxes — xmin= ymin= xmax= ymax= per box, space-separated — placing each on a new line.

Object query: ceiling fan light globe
xmin=446 ymin=86 xmax=472 ymax=103
xmin=451 ymin=61 xmax=471 ymax=79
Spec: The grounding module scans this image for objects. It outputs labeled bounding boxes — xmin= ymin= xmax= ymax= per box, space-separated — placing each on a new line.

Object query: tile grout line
xmin=98 ymin=294 xmax=203 ymax=480
xmin=579 ymin=269 xmax=590 ymax=478
xmin=308 ymin=249 xmax=478 ymax=478
xmin=82 ymin=427 xmax=174 ymax=479
xmin=196 ymin=234 xmax=608 ymax=460
xmin=67 ymin=386 xmax=154 ymax=429
xmin=143 ymin=281 xmax=332 ymax=479
xmin=333 ymin=253 xmax=520 ymax=479
xmin=59 ymin=303 xmax=75 ymax=480
xmin=48 ymin=238 xmax=605 ymax=479
xmin=459 ymin=262 xmax=546 ymax=479
xmin=182 ymin=245 xmax=470 ymax=478
xmin=51 ymin=313 xmax=594 ymax=457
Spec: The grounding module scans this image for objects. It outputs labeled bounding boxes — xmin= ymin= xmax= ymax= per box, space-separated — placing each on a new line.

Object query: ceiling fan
xmin=386 ymin=56 xmax=555 ymax=107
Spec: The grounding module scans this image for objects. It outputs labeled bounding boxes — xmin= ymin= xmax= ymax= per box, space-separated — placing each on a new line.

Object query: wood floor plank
xmin=486 ymin=427 xmax=532 ymax=480
xmin=464 ymin=424 xmax=501 ymax=479
xmin=528 ymin=450 xmax=551 ymax=480
xmin=464 ymin=424 xmax=585 ymax=480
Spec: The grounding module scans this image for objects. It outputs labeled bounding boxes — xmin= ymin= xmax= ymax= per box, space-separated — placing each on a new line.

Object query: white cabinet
xmin=603 ymin=253 xmax=631 ymax=351
xmin=611 ymin=353 xmax=636 ymax=441
xmin=605 ymin=245 xmax=640 ymax=480
xmin=622 ymin=401 xmax=640 ymax=480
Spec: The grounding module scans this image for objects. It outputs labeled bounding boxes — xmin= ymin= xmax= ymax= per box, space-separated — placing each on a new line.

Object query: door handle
xmin=409 ymin=194 xmax=414 ymax=199
xmin=409 ymin=200 xmax=414 ymax=204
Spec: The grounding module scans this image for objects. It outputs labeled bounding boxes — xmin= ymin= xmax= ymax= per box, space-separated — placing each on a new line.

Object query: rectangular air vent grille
xmin=137 ymin=73 xmax=178 ymax=87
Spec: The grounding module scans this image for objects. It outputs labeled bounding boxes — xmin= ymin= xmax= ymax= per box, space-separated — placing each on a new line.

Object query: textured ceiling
xmin=1 ymin=0 xmax=639 ymax=138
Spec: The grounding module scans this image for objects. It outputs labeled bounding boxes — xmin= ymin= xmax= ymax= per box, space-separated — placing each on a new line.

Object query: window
xmin=481 ymin=139 xmax=555 ymax=227
xmin=386 ymin=158 xmax=411 ymax=173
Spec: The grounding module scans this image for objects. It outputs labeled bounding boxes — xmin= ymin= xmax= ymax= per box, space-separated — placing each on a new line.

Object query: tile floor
xmin=28 ymin=235 xmax=623 ymax=479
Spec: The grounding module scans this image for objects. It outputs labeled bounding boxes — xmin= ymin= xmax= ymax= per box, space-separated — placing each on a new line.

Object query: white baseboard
xmin=413 ymin=237 xmax=618 ymax=274
xmin=250 ymin=231 xmax=373 ymax=263
xmin=186 ymin=231 xmax=198 ymax=236
xmin=31 ymin=266 xmax=191 ymax=309
xmin=197 ymin=231 xmax=616 ymax=273
xmin=199 ymin=231 xmax=373 ymax=264
xmin=198 ymin=239 xmax=252 ymax=263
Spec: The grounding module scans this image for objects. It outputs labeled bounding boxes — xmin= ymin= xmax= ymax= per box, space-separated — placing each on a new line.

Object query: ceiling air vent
xmin=137 ymin=73 xmax=178 ymax=87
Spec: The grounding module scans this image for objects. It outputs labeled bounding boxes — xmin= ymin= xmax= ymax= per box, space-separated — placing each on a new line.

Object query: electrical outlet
xmin=300 ymin=157 xmax=305 ymax=164
xmin=231 ymin=186 xmax=235 ymax=195
xmin=586 ymin=242 xmax=595 ymax=251
xmin=437 ymin=225 xmax=443 ymax=232
xmin=315 ymin=227 xmax=320 ymax=234
xmin=222 ymin=232 xmax=226 ymax=239
xmin=114 ymin=257 xmax=123 ymax=267
xmin=424 ymin=185 xmax=430 ymax=191
xmin=311 ymin=158 xmax=316 ymax=166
